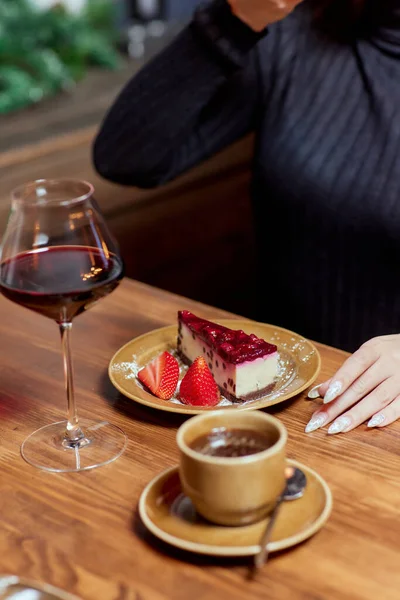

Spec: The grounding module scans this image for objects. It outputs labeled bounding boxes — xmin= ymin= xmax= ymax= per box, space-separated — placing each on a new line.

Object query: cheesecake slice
xmin=177 ymin=311 xmax=279 ymax=402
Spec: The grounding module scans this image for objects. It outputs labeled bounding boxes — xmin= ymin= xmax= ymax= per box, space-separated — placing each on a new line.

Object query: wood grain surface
xmin=0 ymin=278 xmax=399 ymax=600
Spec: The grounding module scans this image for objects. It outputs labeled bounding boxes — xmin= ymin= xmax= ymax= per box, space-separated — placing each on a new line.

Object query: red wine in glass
xmin=0 ymin=179 xmax=127 ymax=472
xmin=1 ymin=246 xmax=123 ymax=322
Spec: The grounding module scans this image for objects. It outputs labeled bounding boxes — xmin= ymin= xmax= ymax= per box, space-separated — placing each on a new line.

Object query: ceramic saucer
xmin=138 ymin=459 xmax=332 ymax=557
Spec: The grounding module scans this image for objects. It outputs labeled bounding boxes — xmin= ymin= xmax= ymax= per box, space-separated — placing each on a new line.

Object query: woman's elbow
xmin=92 ymin=134 xmax=166 ymax=189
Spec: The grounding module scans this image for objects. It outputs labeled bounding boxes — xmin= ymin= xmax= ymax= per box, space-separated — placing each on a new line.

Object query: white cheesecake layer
xmin=236 ymin=355 xmax=278 ymax=397
xmin=178 ymin=323 xmax=278 ymax=400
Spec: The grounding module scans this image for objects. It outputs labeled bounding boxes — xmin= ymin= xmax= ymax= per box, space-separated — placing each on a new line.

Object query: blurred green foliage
xmin=0 ymin=0 xmax=121 ymax=114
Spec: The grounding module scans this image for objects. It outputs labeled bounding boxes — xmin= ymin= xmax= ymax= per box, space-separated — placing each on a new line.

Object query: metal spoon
xmin=254 ymin=466 xmax=307 ymax=570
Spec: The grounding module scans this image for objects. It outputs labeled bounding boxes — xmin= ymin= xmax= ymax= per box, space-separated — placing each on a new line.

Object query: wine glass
xmin=0 ymin=179 xmax=127 ymax=472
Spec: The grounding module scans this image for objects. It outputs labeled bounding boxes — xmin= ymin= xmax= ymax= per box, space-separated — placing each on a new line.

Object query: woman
xmin=93 ymin=0 xmax=400 ymax=434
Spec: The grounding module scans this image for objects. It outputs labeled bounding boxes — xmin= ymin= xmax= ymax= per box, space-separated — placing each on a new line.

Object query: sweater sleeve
xmin=92 ymin=0 xmax=268 ymax=188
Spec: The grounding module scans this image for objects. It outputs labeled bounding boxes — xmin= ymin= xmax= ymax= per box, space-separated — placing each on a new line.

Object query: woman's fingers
xmin=307 ymin=380 xmax=330 ymax=399
xmin=327 ymin=377 xmax=398 ymax=433
xmin=306 ymin=376 xmax=400 ymax=434
xmin=310 ymin=340 xmax=381 ymax=405
xmin=306 ymin=358 xmax=389 ymax=430
xmin=326 ymin=357 xmax=392 ymax=410
xmin=228 ymin=0 xmax=303 ymax=31
xmin=306 ymin=335 xmax=400 ymax=434
xmin=368 ymin=395 xmax=400 ymax=428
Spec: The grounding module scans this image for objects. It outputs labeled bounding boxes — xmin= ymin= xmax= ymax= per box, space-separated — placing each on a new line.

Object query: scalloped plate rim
xmin=108 ymin=319 xmax=321 ymax=415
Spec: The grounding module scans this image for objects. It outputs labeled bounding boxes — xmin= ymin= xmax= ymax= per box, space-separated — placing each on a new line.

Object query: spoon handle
xmin=254 ymin=494 xmax=284 ymax=569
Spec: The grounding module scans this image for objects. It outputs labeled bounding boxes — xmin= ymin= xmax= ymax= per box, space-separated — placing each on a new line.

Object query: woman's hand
xmin=305 ymin=335 xmax=400 ymax=434
xmin=228 ymin=0 xmax=304 ymax=32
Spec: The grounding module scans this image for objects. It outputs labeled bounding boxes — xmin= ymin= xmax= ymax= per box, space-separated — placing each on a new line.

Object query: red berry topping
xmin=180 ymin=357 xmax=220 ymax=407
xmin=138 ymin=351 xmax=179 ymax=400
xmin=178 ymin=311 xmax=277 ymax=364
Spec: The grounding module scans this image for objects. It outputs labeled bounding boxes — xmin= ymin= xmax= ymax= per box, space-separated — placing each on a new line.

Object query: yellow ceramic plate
xmin=109 ymin=320 xmax=321 ymax=415
xmin=138 ymin=460 xmax=332 ymax=557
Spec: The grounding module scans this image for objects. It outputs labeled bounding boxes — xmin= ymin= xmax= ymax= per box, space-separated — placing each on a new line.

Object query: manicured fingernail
xmin=307 ymin=384 xmax=322 ymax=399
xmin=324 ymin=381 xmax=342 ymax=404
xmin=368 ymin=414 xmax=386 ymax=428
xmin=305 ymin=413 xmax=327 ymax=433
xmin=328 ymin=416 xmax=352 ymax=435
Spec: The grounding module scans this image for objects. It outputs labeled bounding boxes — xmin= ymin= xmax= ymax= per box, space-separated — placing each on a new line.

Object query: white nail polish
xmin=324 ymin=381 xmax=342 ymax=404
xmin=328 ymin=416 xmax=352 ymax=435
xmin=305 ymin=414 xmax=327 ymax=433
xmin=307 ymin=384 xmax=322 ymax=400
xmin=368 ymin=414 xmax=386 ymax=428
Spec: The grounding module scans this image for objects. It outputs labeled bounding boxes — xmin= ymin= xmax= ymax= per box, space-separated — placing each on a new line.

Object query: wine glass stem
xmin=59 ymin=322 xmax=84 ymax=443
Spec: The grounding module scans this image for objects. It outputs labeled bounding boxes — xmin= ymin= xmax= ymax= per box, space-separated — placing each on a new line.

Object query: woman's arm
xmin=92 ymin=0 xmax=267 ymax=188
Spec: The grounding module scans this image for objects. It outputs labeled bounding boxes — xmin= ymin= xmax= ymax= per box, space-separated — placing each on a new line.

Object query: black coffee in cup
xmin=189 ymin=427 xmax=276 ymax=458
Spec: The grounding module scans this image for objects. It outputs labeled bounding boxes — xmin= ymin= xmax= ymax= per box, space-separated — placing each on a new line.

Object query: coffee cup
xmin=176 ymin=410 xmax=287 ymax=527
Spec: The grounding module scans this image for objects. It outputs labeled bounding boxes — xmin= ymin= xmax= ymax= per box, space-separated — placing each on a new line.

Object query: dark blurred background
xmin=0 ymin=0 xmax=256 ymax=317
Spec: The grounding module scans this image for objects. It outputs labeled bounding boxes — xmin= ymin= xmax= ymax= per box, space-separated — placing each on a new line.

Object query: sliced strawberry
xmin=138 ymin=351 xmax=179 ymax=400
xmin=180 ymin=356 xmax=220 ymax=407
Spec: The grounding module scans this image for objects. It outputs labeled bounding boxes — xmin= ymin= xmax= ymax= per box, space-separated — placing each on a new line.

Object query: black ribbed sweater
xmin=93 ymin=0 xmax=400 ymax=352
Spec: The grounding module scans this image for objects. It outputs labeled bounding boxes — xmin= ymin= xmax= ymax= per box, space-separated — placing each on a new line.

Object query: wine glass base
xmin=21 ymin=418 xmax=127 ymax=473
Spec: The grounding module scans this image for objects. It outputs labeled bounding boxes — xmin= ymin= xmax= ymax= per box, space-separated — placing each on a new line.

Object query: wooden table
xmin=0 ymin=278 xmax=399 ymax=600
